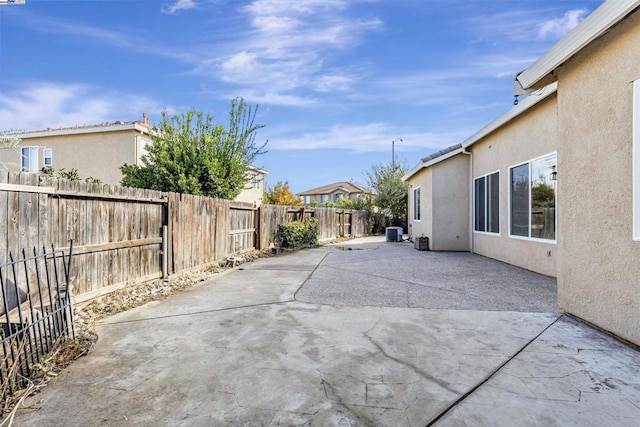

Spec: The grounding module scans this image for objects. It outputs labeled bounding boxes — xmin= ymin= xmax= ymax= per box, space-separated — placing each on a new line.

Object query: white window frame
xmin=508 ymin=152 xmax=557 ymax=243
xmin=43 ymin=148 xmax=53 ymax=166
xmin=413 ymin=187 xmax=421 ymax=221
xmin=21 ymin=146 xmax=39 ymax=173
xmin=251 ymin=174 xmax=260 ymax=189
xmin=473 ymin=170 xmax=500 ymax=235
xmin=633 ymin=79 xmax=640 ymax=241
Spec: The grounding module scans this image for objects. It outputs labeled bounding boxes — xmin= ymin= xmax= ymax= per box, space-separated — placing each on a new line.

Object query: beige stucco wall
xmin=470 ymin=94 xmax=558 ymax=277
xmin=406 ymin=154 xmax=469 ymax=251
xmin=407 ymin=167 xmax=433 ymax=243
xmin=5 ymin=130 xmax=139 ymax=185
xmin=235 ymin=172 xmax=266 ymax=206
xmin=554 ymin=10 xmax=640 ymax=345
xmin=431 ymin=154 xmax=470 ymax=251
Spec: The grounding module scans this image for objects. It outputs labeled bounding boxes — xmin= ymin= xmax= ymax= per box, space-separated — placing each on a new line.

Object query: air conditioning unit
xmin=385 ymin=226 xmax=403 ymax=242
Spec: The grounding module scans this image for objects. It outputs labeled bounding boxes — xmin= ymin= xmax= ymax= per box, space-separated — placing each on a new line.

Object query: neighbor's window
xmin=320 ymin=194 xmax=328 ymax=204
xmin=21 ymin=146 xmax=39 ymax=173
xmin=43 ymin=148 xmax=53 ymax=166
xmin=335 ymin=193 xmax=344 ymax=200
xmin=303 ymin=195 xmax=311 ymax=205
xmin=413 ymin=187 xmax=421 ymax=221
xmin=509 ymin=153 xmax=557 ymax=240
xmin=251 ymin=174 xmax=260 ymax=189
xmin=474 ymin=171 xmax=499 ymax=233
xmin=634 ymin=79 xmax=640 ymax=241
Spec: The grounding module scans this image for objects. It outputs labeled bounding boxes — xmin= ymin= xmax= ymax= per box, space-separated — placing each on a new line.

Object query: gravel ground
xmin=296 ymin=241 xmax=558 ymax=312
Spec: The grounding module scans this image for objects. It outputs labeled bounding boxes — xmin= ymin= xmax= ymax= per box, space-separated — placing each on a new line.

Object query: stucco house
xmin=2 ymin=114 xmax=154 ymax=185
xmin=1 ymin=114 xmax=267 ymax=205
xmin=298 ymin=181 xmax=369 ymax=206
xmin=235 ymin=166 xmax=268 ymax=206
xmin=404 ymin=0 xmax=640 ymax=346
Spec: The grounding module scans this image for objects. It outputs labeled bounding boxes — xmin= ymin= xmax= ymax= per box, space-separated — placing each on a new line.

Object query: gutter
xmin=461 ymin=149 xmax=473 ymax=253
xmin=516 ymin=0 xmax=640 ymax=91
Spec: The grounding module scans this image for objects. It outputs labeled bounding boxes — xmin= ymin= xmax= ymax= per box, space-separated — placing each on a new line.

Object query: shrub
xmin=279 ymin=218 xmax=319 ymax=248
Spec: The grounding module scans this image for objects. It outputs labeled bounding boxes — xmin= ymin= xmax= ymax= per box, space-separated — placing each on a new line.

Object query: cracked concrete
xmin=14 ymin=237 xmax=640 ymax=426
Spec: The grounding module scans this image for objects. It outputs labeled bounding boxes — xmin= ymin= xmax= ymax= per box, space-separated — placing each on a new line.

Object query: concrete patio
xmin=15 ymin=237 xmax=640 ymax=426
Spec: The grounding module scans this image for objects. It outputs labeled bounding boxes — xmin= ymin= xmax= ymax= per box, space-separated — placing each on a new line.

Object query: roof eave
xmin=402 ymin=147 xmax=465 ymax=182
xmin=16 ymin=122 xmax=150 ymax=139
xmin=516 ymin=0 xmax=640 ymax=91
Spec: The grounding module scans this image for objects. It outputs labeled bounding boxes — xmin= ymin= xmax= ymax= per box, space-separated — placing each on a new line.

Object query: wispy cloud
xmin=267 ymin=122 xmax=474 ymax=153
xmin=201 ymin=0 xmax=382 ymax=105
xmin=162 ymin=0 xmax=197 ymax=15
xmin=12 ymin=10 xmax=194 ymax=62
xmin=538 ymin=9 xmax=588 ymax=39
xmin=0 ymin=82 xmax=167 ymax=131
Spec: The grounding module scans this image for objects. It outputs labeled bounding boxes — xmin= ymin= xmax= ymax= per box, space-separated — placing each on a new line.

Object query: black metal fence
xmin=0 ymin=244 xmax=74 ymax=398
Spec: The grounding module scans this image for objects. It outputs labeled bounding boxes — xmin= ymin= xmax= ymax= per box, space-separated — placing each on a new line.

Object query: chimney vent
xmin=142 ymin=112 xmax=149 ymax=125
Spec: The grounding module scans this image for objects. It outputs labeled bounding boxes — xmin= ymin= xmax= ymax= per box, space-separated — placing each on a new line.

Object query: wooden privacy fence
xmin=0 ymin=171 xmax=366 ymax=303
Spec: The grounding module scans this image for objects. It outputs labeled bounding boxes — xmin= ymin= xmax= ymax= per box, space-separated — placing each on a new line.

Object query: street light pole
xmin=392 ymin=138 xmax=403 ymax=170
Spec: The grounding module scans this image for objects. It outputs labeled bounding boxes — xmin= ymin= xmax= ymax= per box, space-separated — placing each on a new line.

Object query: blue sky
xmin=0 ymin=0 xmax=601 ymax=193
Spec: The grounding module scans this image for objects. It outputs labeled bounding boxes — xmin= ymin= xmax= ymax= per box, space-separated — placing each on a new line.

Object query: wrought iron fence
xmin=0 ymin=244 xmax=74 ymax=399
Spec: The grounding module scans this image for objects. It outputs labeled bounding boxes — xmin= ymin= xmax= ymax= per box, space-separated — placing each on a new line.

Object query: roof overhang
xmin=462 ymin=82 xmax=557 ymax=149
xmin=247 ymin=165 xmax=268 ymax=175
xmin=516 ymin=0 xmax=640 ymax=91
xmin=402 ymin=147 xmax=465 ymax=182
xmin=14 ymin=123 xmax=151 ymax=139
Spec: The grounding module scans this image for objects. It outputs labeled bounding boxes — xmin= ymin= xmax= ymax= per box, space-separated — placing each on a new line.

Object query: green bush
xmin=303 ymin=218 xmax=319 ymax=246
xmin=279 ymin=218 xmax=319 ymax=248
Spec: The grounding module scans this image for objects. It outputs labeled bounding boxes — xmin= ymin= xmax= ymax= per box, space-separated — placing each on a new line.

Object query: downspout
xmin=461 ymin=149 xmax=473 ymax=253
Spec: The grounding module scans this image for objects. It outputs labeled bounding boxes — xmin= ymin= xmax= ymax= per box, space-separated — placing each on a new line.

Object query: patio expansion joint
xmin=425 ymin=313 xmax=565 ymax=426
xmin=96 ymin=299 xmax=297 ymax=326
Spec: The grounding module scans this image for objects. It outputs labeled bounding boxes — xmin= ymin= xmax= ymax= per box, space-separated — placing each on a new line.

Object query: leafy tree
xmin=262 ymin=181 xmax=303 ymax=206
xmin=366 ymin=161 xmax=408 ymax=220
xmin=120 ymin=98 xmax=267 ymax=199
xmin=532 ymin=183 xmax=555 ymax=208
xmin=41 ymin=166 xmax=101 ymax=183
xmin=0 ymin=134 xmax=21 ymax=170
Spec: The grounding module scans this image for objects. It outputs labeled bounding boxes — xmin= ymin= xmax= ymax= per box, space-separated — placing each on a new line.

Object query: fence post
xmin=162 ymin=225 xmax=168 ymax=279
xmin=255 ymin=206 xmax=262 ymax=251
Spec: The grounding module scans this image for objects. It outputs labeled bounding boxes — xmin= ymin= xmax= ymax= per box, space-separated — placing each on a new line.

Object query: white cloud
xmin=0 ymin=82 xmax=166 ymax=131
xmin=162 ymin=0 xmax=197 ymax=15
xmin=538 ymin=9 xmax=588 ymax=39
xmin=202 ymin=0 xmax=382 ymax=105
xmin=267 ymin=123 xmax=473 ymax=152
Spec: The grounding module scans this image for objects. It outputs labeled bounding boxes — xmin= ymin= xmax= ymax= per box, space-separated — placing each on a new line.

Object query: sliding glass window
xmin=474 ymin=171 xmax=499 ymax=234
xmin=509 ymin=153 xmax=557 ymax=240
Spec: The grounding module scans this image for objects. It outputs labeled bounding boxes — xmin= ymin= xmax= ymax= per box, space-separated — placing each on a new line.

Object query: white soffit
xmin=461 ymin=82 xmax=557 ymax=149
xmin=517 ymin=0 xmax=640 ymax=90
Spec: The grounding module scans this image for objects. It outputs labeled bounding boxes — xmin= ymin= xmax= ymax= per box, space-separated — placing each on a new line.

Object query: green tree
xmin=262 ymin=181 xmax=303 ymax=206
xmin=120 ymin=98 xmax=267 ymax=199
xmin=366 ymin=161 xmax=408 ymax=220
xmin=0 ymin=134 xmax=21 ymax=170
xmin=41 ymin=166 xmax=102 ymax=183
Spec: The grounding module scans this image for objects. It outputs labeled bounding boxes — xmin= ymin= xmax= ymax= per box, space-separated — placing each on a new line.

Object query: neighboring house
xmin=404 ymin=0 xmax=640 ymax=346
xmin=2 ymin=114 xmax=153 ymax=185
xmin=235 ymin=166 xmax=268 ymax=206
xmin=298 ymin=181 xmax=369 ymax=206
xmin=0 ymin=114 xmax=267 ymax=206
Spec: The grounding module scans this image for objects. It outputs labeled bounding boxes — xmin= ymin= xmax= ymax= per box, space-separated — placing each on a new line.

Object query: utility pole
xmin=392 ymin=138 xmax=402 ymax=170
